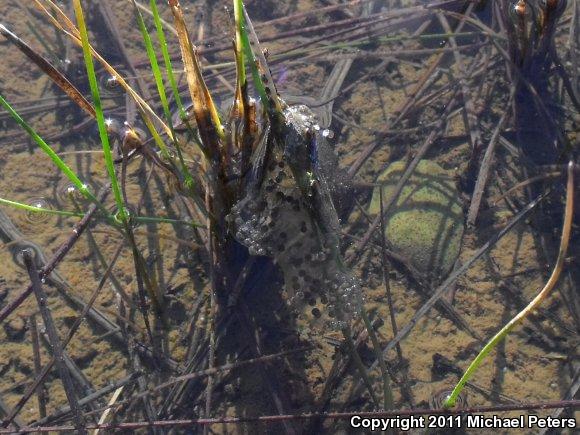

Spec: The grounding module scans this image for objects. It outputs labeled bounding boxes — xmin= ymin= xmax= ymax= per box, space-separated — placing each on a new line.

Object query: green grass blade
xmin=241 ymin=4 xmax=284 ymax=120
xmin=0 ymin=197 xmax=83 ymax=218
xmin=234 ymin=0 xmax=246 ymax=88
xmin=131 ymin=1 xmax=174 ymax=142
xmin=149 ymin=0 xmax=204 ymax=162
xmin=133 ymin=0 xmax=194 ymax=189
xmin=149 ymin=0 xmax=186 ymax=120
xmin=72 ymin=0 xmax=126 ymax=223
xmin=444 ymin=163 xmax=575 ymax=408
xmin=0 ymin=197 xmax=198 ymax=227
xmin=0 ymin=94 xmax=100 ymax=207
xmin=132 ymin=215 xmax=204 ymax=226
xmin=237 ymin=7 xmax=270 ymax=113
xmin=444 ymin=323 xmax=511 ymax=408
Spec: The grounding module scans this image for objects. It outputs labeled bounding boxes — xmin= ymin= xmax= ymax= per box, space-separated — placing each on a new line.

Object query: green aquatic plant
xmin=0 ymin=196 xmax=83 ymax=219
xmin=3 ymin=0 xmax=376 ymax=390
xmin=0 ymin=94 xmax=99 ymax=205
xmin=445 ymin=162 xmax=575 ymax=408
xmin=72 ymin=0 xmax=125 ymax=222
xmin=0 ymin=1 xmax=577 ymax=431
xmin=0 ymin=1 xmax=211 ymax=338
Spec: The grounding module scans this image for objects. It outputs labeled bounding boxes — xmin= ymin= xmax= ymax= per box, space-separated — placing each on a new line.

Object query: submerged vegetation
xmin=0 ymin=0 xmax=578 ymax=432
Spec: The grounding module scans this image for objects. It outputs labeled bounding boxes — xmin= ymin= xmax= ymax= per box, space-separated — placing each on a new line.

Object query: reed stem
xmin=72 ymin=0 xmax=126 ymax=222
xmin=445 ymin=162 xmax=575 ymax=408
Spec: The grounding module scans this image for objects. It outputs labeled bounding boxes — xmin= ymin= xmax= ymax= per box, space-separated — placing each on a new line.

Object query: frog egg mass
xmin=229 ymin=101 xmax=362 ymax=330
xmin=368 ymin=160 xmax=465 ymax=281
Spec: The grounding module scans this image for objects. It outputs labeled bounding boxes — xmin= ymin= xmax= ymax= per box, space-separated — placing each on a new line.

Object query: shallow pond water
xmin=0 ymin=1 xmax=578 ymax=433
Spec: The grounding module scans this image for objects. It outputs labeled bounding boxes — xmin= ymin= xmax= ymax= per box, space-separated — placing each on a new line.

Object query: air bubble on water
xmin=57 ymin=181 xmax=83 ymax=204
xmin=248 ymin=246 xmax=256 ymax=256
xmin=106 ymin=74 xmax=120 ymax=89
xmin=25 ymin=198 xmax=52 ymax=224
xmin=100 ymin=72 xmax=126 ymax=97
xmin=105 ymin=117 xmax=122 ymax=136
xmin=322 ymin=129 xmax=334 ymax=139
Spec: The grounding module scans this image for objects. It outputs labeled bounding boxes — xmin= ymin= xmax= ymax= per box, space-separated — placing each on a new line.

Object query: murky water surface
xmin=0 ymin=1 xmax=578 ymax=433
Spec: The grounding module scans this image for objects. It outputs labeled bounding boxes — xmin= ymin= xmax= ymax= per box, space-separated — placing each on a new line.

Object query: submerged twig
xmin=467 ymin=92 xmax=513 ymax=225
xmin=29 ymin=315 xmax=47 ymax=420
xmin=0 ymin=24 xmax=95 ymax=118
xmin=0 ymin=185 xmax=109 ymax=324
xmin=22 ymin=250 xmax=87 ymax=434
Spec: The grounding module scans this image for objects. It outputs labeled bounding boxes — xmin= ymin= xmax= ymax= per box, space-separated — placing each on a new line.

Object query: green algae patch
xmin=369 ymin=160 xmax=464 ymax=280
